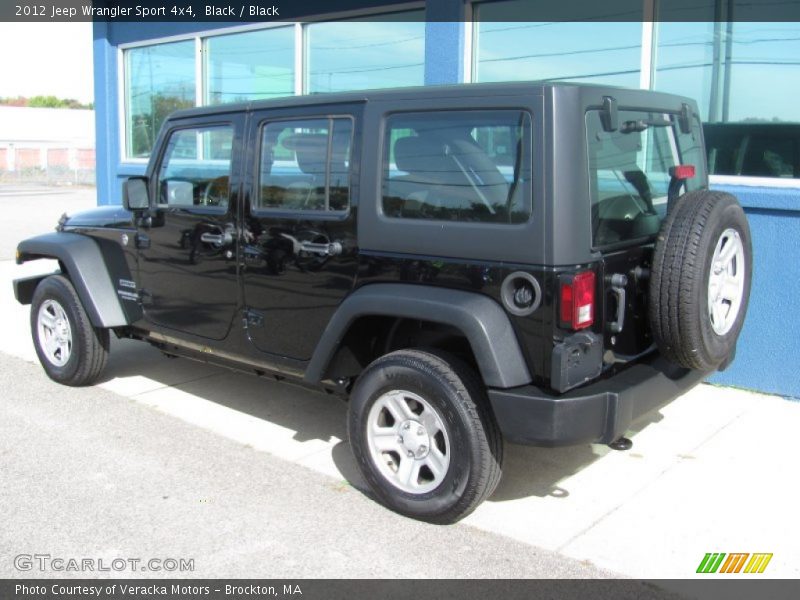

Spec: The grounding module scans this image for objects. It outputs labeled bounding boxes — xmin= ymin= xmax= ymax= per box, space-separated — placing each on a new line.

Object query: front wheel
xmin=30 ymin=275 xmax=109 ymax=386
xmin=348 ymin=349 xmax=503 ymax=524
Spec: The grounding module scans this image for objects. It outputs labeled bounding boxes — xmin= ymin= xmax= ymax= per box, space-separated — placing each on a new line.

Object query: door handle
xmin=606 ymin=273 xmax=628 ymax=333
xmin=298 ymin=240 xmax=343 ymax=256
xmin=200 ymin=231 xmax=233 ymax=245
xmin=200 ymin=233 xmax=223 ymax=244
xmin=135 ymin=233 xmax=150 ymax=250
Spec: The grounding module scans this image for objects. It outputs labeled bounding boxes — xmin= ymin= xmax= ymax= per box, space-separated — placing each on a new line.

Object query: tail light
xmin=560 ymin=271 xmax=596 ymax=330
xmin=669 ymin=164 xmax=696 ymax=180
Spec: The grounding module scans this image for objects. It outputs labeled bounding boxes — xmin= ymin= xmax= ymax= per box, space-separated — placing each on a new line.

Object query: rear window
xmin=382 ymin=110 xmax=532 ymax=224
xmin=586 ymin=109 xmax=704 ymax=247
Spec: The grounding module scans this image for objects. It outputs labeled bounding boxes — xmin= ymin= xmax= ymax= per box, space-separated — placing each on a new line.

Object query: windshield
xmin=586 ymin=109 xmax=704 ymax=247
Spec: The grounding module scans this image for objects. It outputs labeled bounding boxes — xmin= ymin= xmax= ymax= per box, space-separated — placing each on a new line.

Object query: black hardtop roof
xmin=167 ymin=80 xmax=690 ymax=121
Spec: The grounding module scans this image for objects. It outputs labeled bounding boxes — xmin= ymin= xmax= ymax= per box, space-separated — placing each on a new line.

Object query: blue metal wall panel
xmin=708 ymin=184 xmax=800 ymax=399
xmin=93 ymin=21 xmax=118 ymax=206
xmin=424 ymin=0 xmax=466 ymax=85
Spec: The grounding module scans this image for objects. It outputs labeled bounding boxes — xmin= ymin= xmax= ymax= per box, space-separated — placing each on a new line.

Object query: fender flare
xmin=16 ymin=232 xmax=129 ymax=328
xmin=304 ymin=283 xmax=532 ymax=389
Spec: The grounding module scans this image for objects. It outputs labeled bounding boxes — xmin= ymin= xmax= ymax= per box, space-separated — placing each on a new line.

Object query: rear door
xmin=241 ymin=104 xmax=362 ymax=361
xmin=585 ymin=108 xmax=705 ymax=357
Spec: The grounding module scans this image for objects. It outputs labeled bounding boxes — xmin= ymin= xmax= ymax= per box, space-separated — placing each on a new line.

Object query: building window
xmin=382 ymin=110 xmax=532 ymax=224
xmin=124 ymin=40 xmax=196 ymax=159
xmin=306 ymin=13 xmax=425 ymax=93
xmin=654 ymin=21 xmax=800 ymax=178
xmin=474 ymin=1 xmax=641 ymax=87
xmin=204 ymin=27 xmax=295 ymax=105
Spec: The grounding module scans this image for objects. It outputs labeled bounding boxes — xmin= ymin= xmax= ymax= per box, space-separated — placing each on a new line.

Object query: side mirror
xmin=123 ymin=177 xmax=150 ymax=211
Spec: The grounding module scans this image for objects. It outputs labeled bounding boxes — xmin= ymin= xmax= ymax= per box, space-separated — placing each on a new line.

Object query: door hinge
xmin=243 ymin=309 xmax=264 ymax=328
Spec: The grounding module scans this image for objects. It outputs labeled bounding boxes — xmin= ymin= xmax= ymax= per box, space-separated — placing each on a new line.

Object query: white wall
xmin=0 ymin=106 xmax=95 ymax=147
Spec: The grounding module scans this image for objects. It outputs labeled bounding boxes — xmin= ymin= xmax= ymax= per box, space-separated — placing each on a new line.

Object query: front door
xmin=241 ymin=106 xmax=361 ymax=361
xmin=138 ymin=117 xmax=244 ymax=341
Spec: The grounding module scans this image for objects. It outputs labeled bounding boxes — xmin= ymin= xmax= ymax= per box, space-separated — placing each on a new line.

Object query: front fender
xmin=304 ymin=283 xmax=532 ymax=389
xmin=16 ymin=232 xmax=129 ymax=328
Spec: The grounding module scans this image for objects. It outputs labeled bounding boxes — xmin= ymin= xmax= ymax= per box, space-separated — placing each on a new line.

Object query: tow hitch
xmin=608 ymin=437 xmax=633 ymax=451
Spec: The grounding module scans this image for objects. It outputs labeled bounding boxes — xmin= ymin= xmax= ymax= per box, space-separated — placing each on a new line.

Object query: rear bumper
xmin=487 ymin=355 xmax=708 ymax=446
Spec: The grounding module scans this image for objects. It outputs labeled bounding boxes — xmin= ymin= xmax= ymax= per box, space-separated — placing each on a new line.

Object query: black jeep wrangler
xmin=14 ymin=82 xmax=752 ymax=523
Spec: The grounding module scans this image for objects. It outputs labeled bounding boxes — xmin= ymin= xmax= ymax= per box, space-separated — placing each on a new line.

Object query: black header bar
xmin=3 ymin=579 xmax=800 ymax=600
xmin=3 ymin=0 xmax=800 ymax=23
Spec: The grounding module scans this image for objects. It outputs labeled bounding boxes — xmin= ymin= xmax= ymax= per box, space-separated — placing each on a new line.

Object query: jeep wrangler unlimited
xmin=14 ymin=82 xmax=752 ymax=523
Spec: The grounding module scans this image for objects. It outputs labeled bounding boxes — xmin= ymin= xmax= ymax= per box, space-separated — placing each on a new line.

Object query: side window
xmin=258 ymin=117 xmax=353 ymax=212
xmin=381 ymin=110 xmax=532 ymax=224
xmin=157 ymin=125 xmax=234 ymax=208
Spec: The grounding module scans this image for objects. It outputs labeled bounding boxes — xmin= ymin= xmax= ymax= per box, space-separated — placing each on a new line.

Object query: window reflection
xmin=205 ymin=27 xmax=295 ymax=105
xmin=306 ymin=13 xmax=425 ymax=93
xmin=655 ymin=21 xmax=800 ymax=177
xmin=158 ymin=126 xmax=233 ymax=208
xmin=125 ymin=41 xmax=195 ymax=159
xmin=259 ymin=118 xmax=353 ymax=211
xmin=475 ymin=1 xmax=641 ymax=87
xmin=655 ymin=22 xmax=800 ymax=124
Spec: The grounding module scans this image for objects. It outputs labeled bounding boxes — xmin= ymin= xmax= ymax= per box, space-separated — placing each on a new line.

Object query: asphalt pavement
xmin=1 ymin=185 xmax=799 ymax=583
xmin=0 ymin=351 xmax=617 ymax=579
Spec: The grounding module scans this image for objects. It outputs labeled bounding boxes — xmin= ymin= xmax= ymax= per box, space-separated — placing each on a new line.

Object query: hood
xmin=58 ymin=205 xmax=133 ymax=230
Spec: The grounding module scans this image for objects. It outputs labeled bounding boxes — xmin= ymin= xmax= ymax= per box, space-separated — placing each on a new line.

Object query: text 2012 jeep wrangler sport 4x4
xmin=14 ymin=82 xmax=752 ymax=523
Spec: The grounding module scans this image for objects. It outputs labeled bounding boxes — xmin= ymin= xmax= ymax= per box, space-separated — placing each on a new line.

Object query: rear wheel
xmin=348 ymin=349 xmax=502 ymax=524
xmin=30 ymin=275 xmax=109 ymax=386
xmin=649 ymin=190 xmax=752 ymax=371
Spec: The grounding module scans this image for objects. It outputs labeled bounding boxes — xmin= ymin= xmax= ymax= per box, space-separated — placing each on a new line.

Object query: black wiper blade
xmin=620 ymin=120 xmax=648 ymax=133
xmin=620 ymin=118 xmax=671 ymax=134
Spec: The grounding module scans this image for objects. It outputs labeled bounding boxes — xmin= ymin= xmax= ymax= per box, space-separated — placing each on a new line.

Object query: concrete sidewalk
xmin=2 ymin=187 xmax=799 ymax=579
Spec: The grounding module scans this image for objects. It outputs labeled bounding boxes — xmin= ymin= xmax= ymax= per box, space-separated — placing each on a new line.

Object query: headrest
xmin=283 ymin=133 xmax=328 ymax=175
xmin=394 ymin=136 xmax=447 ymax=174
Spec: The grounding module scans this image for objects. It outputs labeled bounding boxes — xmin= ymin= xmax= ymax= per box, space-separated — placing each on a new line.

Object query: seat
xmin=389 ymin=134 xmax=508 ymax=219
xmin=284 ymin=133 xmax=328 ymax=209
xmin=388 ymin=135 xmax=462 ymax=216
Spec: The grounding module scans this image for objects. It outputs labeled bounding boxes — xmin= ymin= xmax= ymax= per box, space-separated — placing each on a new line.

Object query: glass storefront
xmin=306 ymin=14 xmax=425 ymax=93
xmin=204 ymin=27 xmax=295 ymax=105
xmin=124 ymin=40 xmax=195 ymax=159
xmin=121 ymin=6 xmax=800 ymax=178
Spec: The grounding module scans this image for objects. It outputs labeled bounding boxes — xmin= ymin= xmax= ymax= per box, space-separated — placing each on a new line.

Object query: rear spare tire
xmin=649 ymin=190 xmax=752 ymax=371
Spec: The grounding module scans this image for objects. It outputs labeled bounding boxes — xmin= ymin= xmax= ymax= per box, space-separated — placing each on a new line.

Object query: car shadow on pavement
xmin=488 ymin=413 xmax=661 ymax=502
xmin=100 ymin=336 xmax=663 ymax=505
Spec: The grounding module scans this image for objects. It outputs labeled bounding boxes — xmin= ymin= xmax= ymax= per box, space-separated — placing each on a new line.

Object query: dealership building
xmin=92 ymin=0 xmax=800 ymax=398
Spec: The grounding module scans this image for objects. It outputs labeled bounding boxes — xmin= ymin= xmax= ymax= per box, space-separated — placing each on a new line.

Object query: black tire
xmin=649 ymin=190 xmax=752 ymax=371
xmin=30 ymin=275 xmax=110 ymax=386
xmin=348 ymin=349 xmax=502 ymax=524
